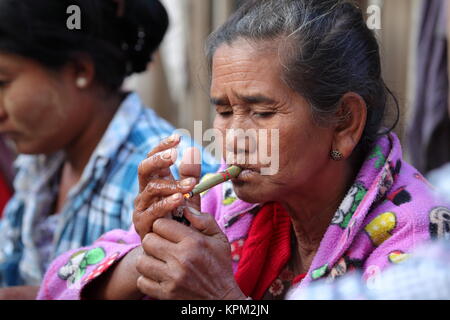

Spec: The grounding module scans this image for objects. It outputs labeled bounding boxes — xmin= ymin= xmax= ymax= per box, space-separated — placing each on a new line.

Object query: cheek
xmin=5 ymin=83 xmax=67 ymax=137
xmin=213 ymin=116 xmax=229 ymax=133
xmin=272 ymin=119 xmax=330 ymax=175
xmin=213 ymin=117 xmax=229 ymax=153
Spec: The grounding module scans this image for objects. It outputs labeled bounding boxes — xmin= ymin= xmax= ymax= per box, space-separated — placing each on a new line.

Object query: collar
xmin=93 ymin=92 xmax=142 ymax=160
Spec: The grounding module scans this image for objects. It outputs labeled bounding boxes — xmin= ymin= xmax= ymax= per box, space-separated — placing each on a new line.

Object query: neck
xmin=64 ymin=94 xmax=121 ymax=177
xmin=281 ymin=161 xmax=356 ymax=261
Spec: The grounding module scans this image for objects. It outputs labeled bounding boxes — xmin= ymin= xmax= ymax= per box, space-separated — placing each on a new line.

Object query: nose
xmin=225 ymin=123 xmax=258 ymax=162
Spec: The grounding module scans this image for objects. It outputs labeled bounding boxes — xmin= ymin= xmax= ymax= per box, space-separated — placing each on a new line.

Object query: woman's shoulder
xmin=362 ymin=158 xmax=450 ymax=241
xmin=393 ymin=159 xmax=450 ymax=216
xmin=334 ymin=160 xmax=450 ymax=281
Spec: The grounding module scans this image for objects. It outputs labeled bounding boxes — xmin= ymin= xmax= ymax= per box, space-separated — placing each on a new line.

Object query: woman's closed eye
xmin=215 ymin=106 xmax=233 ymax=117
xmin=216 ymin=110 xmax=276 ymax=118
xmin=253 ymin=111 xmax=275 ymax=118
xmin=218 ymin=111 xmax=233 ymax=117
xmin=0 ymin=80 xmax=10 ymax=89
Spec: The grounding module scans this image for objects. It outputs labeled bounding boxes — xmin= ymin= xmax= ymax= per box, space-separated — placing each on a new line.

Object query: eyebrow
xmin=210 ymin=97 xmax=229 ymax=106
xmin=238 ymin=94 xmax=276 ymax=105
xmin=210 ymin=94 xmax=275 ymax=106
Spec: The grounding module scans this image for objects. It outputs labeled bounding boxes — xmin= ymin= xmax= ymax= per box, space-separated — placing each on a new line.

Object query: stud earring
xmin=76 ymin=77 xmax=88 ymax=88
xmin=331 ymin=150 xmax=344 ymax=161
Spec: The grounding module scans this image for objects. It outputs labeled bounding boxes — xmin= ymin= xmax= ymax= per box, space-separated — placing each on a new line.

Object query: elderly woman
xmin=0 ymin=0 xmax=217 ymax=299
xmin=38 ymin=0 xmax=450 ymax=300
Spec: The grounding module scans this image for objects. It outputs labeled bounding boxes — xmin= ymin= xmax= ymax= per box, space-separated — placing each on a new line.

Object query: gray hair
xmin=206 ymin=0 xmax=399 ymax=156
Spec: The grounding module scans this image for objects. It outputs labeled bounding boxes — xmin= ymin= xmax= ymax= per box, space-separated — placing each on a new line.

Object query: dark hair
xmin=206 ymin=0 xmax=399 ymax=156
xmin=0 ymin=0 xmax=169 ymax=91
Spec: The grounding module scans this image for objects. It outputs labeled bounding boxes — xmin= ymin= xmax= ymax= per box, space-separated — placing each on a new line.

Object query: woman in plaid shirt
xmin=0 ymin=0 xmax=218 ymax=299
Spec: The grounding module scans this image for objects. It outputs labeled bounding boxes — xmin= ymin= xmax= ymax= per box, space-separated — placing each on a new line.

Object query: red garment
xmin=234 ymin=202 xmax=292 ymax=300
xmin=292 ymin=273 xmax=307 ymax=285
xmin=0 ymin=172 xmax=12 ymax=218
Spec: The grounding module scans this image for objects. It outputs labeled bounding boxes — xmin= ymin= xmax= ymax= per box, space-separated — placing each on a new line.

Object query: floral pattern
xmin=268 ymin=279 xmax=284 ymax=296
xmin=57 ymin=248 xmax=106 ymax=285
xmin=263 ymin=266 xmax=305 ymax=300
xmin=230 ymin=238 xmax=245 ymax=262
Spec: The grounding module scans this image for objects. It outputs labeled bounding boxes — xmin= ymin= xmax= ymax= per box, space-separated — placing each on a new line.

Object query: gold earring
xmin=331 ymin=150 xmax=343 ymax=161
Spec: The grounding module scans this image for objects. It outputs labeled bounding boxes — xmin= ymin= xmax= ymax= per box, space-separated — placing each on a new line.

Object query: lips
xmin=0 ymin=126 xmax=16 ymax=134
xmin=0 ymin=130 xmax=17 ymax=136
xmin=230 ymin=164 xmax=261 ymax=173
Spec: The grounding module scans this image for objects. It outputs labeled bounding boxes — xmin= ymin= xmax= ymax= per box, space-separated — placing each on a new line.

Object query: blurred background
xmin=124 ymin=0 xmax=450 ymax=175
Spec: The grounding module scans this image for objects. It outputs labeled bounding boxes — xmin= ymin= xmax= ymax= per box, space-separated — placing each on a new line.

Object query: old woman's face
xmin=211 ymin=39 xmax=336 ymax=204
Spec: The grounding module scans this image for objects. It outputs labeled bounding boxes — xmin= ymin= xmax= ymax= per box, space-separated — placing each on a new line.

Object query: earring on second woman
xmin=76 ymin=77 xmax=88 ymax=88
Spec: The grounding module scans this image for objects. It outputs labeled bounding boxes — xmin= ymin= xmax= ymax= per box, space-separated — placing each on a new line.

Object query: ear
xmin=62 ymin=54 xmax=96 ymax=90
xmin=332 ymin=92 xmax=367 ymax=159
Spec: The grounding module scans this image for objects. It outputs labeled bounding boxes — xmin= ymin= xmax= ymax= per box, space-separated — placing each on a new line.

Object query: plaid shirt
xmin=0 ymin=93 xmax=218 ymax=286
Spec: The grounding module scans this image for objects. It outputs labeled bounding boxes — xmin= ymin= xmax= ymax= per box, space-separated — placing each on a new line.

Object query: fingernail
xmin=170 ymin=193 xmax=182 ymax=202
xmin=167 ymin=133 xmax=180 ymax=144
xmin=187 ymin=206 xmax=202 ymax=216
xmin=180 ymin=177 xmax=196 ymax=187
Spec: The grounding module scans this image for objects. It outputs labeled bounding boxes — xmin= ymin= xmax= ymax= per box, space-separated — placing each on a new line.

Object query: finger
xmin=153 ymin=167 xmax=172 ymax=179
xmin=183 ymin=207 xmax=225 ymax=238
xmin=179 ymin=147 xmax=202 ymax=180
xmin=179 ymin=147 xmax=202 ymax=211
xmin=135 ymin=177 xmax=197 ymax=212
xmin=141 ymin=233 xmax=176 ymax=263
xmin=138 ymin=148 xmax=178 ymax=192
xmin=152 ymin=217 xmax=198 ymax=243
xmin=136 ymin=276 xmax=166 ymax=300
xmin=136 ymin=252 xmax=169 ymax=283
xmin=145 ymin=134 xmax=181 ymax=179
xmin=147 ymin=134 xmax=181 ymax=158
xmin=134 ymin=193 xmax=185 ymax=239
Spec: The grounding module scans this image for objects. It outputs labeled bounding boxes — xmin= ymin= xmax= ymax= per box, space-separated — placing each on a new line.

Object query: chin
xmin=11 ymin=141 xmax=35 ymax=154
xmin=13 ymin=141 xmax=55 ymax=155
xmin=232 ymin=182 xmax=272 ymax=204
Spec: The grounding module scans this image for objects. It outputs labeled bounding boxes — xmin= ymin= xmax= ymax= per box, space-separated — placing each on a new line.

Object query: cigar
xmin=183 ymin=165 xmax=242 ymax=199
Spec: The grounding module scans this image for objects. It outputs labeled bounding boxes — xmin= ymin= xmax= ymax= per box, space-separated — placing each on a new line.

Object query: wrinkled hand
xmin=133 ymin=134 xmax=200 ymax=240
xmin=136 ymin=209 xmax=246 ymax=300
xmin=133 ymin=134 xmax=245 ymax=300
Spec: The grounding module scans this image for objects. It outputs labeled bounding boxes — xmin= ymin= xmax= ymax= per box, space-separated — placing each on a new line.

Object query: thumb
xmin=183 ymin=206 xmax=225 ymax=239
xmin=179 ymin=147 xmax=201 ymax=211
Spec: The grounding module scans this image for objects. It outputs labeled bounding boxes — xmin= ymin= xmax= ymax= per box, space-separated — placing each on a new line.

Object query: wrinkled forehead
xmin=212 ymin=37 xmax=283 ymax=65
xmin=211 ymin=39 xmax=286 ymax=89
